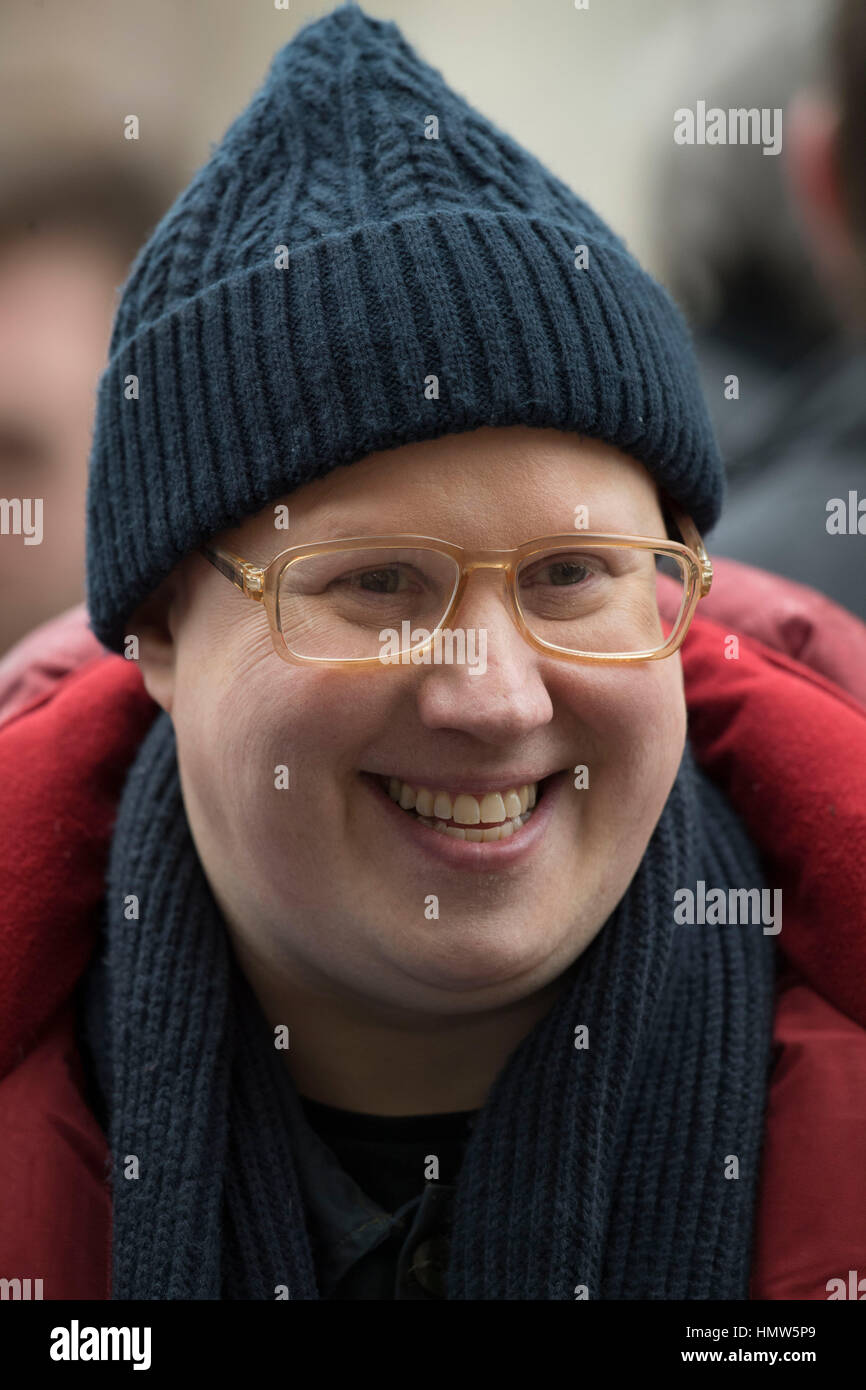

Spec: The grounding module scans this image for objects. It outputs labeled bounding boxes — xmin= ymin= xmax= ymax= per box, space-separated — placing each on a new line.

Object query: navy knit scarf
xmin=94 ymin=709 xmax=777 ymax=1299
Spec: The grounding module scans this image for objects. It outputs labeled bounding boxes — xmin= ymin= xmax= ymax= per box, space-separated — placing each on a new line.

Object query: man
xmin=0 ymin=69 xmax=175 ymax=653
xmin=686 ymin=0 xmax=866 ymax=617
xmin=1 ymin=1 xmax=865 ymax=1301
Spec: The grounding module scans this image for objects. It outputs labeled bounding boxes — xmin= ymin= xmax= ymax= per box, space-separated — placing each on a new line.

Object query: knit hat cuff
xmin=86 ymin=208 xmax=723 ymax=651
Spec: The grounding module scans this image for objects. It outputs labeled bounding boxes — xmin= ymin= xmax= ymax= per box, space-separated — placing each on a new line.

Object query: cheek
xmin=613 ymin=664 xmax=687 ymax=830
xmin=557 ymin=658 xmax=687 ymax=828
xmin=169 ymin=620 xmax=285 ymax=847
xmin=609 ymin=659 xmax=687 ymax=757
xmin=169 ymin=622 xmax=391 ymax=854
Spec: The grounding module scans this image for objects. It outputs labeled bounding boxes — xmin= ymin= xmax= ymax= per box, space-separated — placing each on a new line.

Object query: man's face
xmin=141 ymin=427 xmax=687 ymax=1019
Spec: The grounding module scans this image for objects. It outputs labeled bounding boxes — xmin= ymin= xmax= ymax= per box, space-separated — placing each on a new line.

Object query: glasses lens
xmin=277 ymin=546 xmax=460 ymax=660
xmin=515 ymin=545 xmax=688 ymax=656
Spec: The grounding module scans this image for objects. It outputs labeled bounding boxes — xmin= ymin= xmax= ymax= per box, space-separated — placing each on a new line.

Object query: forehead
xmin=236 ymin=427 xmax=663 ymax=552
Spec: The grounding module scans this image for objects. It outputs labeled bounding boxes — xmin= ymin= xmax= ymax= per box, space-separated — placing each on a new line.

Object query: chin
xmin=392 ymin=922 xmax=565 ymax=1000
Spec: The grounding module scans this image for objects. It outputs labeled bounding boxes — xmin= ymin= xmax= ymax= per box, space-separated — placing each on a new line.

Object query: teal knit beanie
xmin=86 ymin=0 xmax=724 ymax=652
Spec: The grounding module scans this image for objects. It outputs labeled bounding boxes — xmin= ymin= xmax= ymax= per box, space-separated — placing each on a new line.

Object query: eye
xmin=521 ymin=554 xmax=608 ymax=588
xmin=334 ymin=564 xmax=420 ymax=595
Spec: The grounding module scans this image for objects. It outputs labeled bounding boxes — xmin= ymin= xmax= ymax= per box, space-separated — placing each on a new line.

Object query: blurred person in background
xmin=0 ymin=70 xmax=177 ymax=655
xmin=653 ymin=0 xmax=866 ymax=620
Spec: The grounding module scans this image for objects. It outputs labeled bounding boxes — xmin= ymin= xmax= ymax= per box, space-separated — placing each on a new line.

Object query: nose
xmin=413 ymin=567 xmax=555 ymax=740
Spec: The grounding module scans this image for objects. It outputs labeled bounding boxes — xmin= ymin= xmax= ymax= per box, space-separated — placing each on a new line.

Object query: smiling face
xmin=136 ymin=426 xmax=687 ymax=1024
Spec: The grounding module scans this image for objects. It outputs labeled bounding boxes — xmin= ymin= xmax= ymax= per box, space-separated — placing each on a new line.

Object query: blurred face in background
xmin=0 ymin=231 xmax=124 ymax=654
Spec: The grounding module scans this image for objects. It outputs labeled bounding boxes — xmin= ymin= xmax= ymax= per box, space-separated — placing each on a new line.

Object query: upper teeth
xmin=386 ymin=777 xmax=537 ymax=825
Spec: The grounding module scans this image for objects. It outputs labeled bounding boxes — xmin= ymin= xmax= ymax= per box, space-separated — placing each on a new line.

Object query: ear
xmin=128 ymin=574 xmax=178 ymax=714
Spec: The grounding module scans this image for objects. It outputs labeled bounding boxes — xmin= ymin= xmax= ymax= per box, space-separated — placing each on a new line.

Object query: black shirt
xmin=295 ymin=1093 xmax=478 ymax=1299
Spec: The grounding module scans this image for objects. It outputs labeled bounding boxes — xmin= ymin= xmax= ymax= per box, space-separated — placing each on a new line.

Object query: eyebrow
xmin=267 ymin=499 xmax=665 ymax=545
xmin=305 ymin=509 xmax=659 ymax=532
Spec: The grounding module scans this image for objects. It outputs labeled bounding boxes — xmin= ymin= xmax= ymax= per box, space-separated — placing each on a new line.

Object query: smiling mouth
xmin=372 ymin=772 xmax=550 ymax=842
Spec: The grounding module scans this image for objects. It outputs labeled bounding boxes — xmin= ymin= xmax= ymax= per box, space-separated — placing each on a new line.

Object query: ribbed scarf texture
xmin=96 ymin=709 xmax=777 ymax=1299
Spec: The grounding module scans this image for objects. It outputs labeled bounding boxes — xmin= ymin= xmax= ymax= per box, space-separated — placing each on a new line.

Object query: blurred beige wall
xmin=1 ymin=0 xmax=784 ymax=281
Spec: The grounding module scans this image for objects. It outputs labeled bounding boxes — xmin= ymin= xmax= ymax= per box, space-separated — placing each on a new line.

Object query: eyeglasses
xmin=199 ymin=499 xmax=713 ymax=667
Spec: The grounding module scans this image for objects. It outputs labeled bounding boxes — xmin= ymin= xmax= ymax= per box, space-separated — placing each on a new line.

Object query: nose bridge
xmin=451 ymin=553 xmax=518 ymax=638
xmin=463 ymin=551 xmax=514 ymax=574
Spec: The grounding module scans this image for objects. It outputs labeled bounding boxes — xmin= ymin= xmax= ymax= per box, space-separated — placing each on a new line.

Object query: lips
xmin=358 ymin=767 xmax=567 ymax=866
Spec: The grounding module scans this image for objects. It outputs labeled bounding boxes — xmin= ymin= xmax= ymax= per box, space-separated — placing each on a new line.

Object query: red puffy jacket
xmin=1 ymin=559 xmax=865 ymax=1300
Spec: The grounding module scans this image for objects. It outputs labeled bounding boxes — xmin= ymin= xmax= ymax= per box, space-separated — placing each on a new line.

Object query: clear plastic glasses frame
xmin=199 ymin=497 xmax=713 ymax=667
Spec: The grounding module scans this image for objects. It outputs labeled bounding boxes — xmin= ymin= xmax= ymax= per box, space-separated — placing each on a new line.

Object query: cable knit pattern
xmin=94 ymin=710 xmax=776 ymax=1300
xmin=86 ymin=0 xmax=724 ymax=651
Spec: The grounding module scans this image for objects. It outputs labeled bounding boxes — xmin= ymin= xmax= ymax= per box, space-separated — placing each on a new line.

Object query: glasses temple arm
xmin=200 ymin=544 xmax=265 ymax=601
xmin=664 ymin=500 xmax=713 ymax=598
